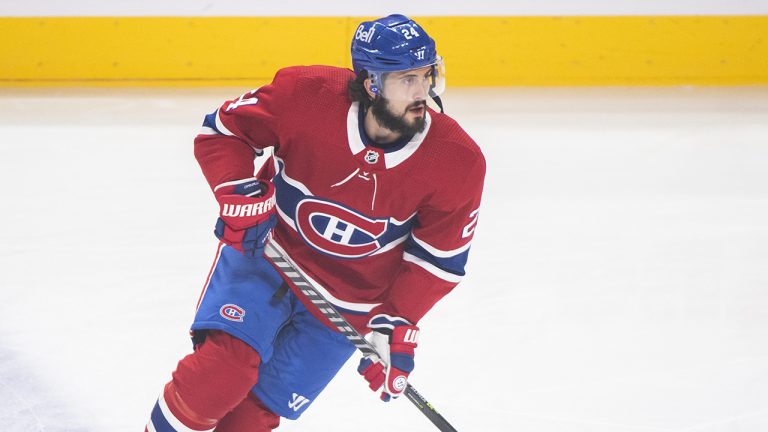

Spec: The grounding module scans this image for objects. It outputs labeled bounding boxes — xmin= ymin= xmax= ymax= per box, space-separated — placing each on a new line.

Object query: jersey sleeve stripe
xmin=370 ymin=233 xmax=409 ymax=256
xmin=410 ymin=233 xmax=472 ymax=257
xmin=405 ymin=242 xmax=469 ymax=277
xmin=202 ymin=111 xmax=224 ymax=134
xmin=403 ymin=252 xmax=464 ymax=283
xmin=214 ymin=109 xmax=235 ymax=137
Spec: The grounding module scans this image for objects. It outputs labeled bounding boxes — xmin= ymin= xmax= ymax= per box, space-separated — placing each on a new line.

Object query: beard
xmin=370 ymin=97 xmax=427 ymax=137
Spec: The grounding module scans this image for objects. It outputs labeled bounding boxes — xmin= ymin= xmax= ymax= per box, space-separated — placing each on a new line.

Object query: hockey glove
xmin=357 ymin=314 xmax=419 ymax=402
xmin=213 ymin=178 xmax=277 ymax=257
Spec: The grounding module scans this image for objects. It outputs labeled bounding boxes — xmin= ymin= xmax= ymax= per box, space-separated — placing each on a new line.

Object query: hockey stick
xmin=264 ymin=242 xmax=459 ymax=432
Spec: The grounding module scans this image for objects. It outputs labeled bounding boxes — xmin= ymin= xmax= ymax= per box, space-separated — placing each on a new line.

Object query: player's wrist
xmin=213 ymin=177 xmax=265 ymax=197
xmin=367 ymin=313 xmax=413 ymax=331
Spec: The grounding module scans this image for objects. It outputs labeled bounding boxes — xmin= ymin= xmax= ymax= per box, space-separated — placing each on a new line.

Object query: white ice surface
xmin=0 ymin=86 xmax=767 ymax=432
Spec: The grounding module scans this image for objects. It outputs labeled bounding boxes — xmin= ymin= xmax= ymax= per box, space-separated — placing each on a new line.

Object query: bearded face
xmin=370 ymin=97 xmax=428 ymax=137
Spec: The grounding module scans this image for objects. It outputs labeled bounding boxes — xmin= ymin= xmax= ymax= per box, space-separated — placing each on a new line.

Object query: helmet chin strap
xmin=429 ymin=91 xmax=444 ymax=113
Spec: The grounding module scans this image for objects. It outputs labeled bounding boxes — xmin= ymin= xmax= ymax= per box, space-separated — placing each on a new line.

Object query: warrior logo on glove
xmin=213 ymin=177 xmax=278 ymax=257
xmin=221 ymin=197 xmax=275 ymax=218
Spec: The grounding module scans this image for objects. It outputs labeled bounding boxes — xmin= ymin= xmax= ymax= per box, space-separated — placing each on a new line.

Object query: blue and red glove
xmin=213 ymin=177 xmax=277 ymax=257
xmin=357 ymin=314 xmax=419 ymax=402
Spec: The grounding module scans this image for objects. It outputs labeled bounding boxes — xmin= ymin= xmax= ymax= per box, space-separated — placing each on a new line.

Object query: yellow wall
xmin=2 ymin=16 xmax=767 ymax=86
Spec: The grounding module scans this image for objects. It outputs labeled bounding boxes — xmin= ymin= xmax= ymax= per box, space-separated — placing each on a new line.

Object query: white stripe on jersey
xmin=274 ymin=156 xmax=314 ymax=195
xmin=214 ymin=109 xmax=235 ymax=137
xmin=370 ymin=233 xmax=409 ymax=256
xmin=390 ymin=210 xmax=418 ymax=226
xmin=275 ymin=202 xmax=298 ymax=230
xmin=411 ymin=233 xmax=472 ymax=258
xmin=346 ymin=102 xmax=366 ymax=155
xmin=198 ymin=126 xmax=219 ymax=136
xmin=403 ymin=252 xmax=464 ymax=283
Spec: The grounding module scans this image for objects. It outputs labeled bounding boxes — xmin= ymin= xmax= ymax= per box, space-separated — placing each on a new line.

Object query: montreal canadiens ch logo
xmin=220 ymin=304 xmax=246 ymax=322
xmin=295 ymin=198 xmax=388 ymax=258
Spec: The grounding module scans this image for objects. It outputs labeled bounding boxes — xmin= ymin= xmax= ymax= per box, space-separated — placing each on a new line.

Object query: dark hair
xmin=347 ymin=70 xmax=373 ymax=110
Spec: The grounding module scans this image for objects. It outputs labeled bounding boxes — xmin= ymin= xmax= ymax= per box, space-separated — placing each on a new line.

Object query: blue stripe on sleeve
xmin=404 ymin=237 xmax=469 ymax=277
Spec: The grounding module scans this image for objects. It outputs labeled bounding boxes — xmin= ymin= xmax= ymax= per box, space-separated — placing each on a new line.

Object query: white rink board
xmin=3 ymin=0 xmax=768 ymax=16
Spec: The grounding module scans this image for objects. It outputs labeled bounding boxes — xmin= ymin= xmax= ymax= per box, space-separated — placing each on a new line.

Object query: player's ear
xmin=363 ymin=78 xmax=376 ymax=100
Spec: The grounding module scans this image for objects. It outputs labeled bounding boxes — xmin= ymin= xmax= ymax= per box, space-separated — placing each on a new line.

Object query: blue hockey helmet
xmin=351 ymin=14 xmax=438 ymax=74
xmin=351 ymin=14 xmax=446 ymax=101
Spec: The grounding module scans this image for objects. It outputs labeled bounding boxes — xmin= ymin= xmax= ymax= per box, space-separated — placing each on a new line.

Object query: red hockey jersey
xmin=194 ymin=65 xmax=485 ymax=328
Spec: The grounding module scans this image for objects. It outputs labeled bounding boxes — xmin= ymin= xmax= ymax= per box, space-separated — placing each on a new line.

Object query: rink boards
xmin=1 ymin=15 xmax=767 ymax=86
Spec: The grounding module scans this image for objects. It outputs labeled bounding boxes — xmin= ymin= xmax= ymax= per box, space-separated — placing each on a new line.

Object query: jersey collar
xmin=346 ymin=102 xmax=431 ymax=169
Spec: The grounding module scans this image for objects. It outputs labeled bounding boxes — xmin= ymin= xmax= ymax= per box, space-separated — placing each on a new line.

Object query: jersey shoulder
xmin=425 ymin=110 xmax=485 ymax=172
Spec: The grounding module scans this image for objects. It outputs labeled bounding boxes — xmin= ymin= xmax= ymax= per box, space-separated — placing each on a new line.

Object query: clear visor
xmin=369 ymin=57 xmax=445 ymax=102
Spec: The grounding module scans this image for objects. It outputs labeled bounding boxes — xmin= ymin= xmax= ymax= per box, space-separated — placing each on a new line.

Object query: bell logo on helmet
xmin=351 ymin=14 xmax=438 ymax=74
xmin=350 ymin=14 xmax=445 ymax=105
xmin=355 ymin=25 xmax=376 ymax=44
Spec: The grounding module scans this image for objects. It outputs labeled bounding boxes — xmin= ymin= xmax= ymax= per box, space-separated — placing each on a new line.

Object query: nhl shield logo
xmin=364 ymin=150 xmax=379 ymax=164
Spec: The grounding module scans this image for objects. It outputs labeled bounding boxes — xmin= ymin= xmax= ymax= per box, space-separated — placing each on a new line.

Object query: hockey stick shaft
xmin=264 ymin=242 xmax=458 ymax=432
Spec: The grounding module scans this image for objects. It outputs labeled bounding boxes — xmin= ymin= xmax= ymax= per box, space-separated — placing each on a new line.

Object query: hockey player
xmin=146 ymin=14 xmax=484 ymax=432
